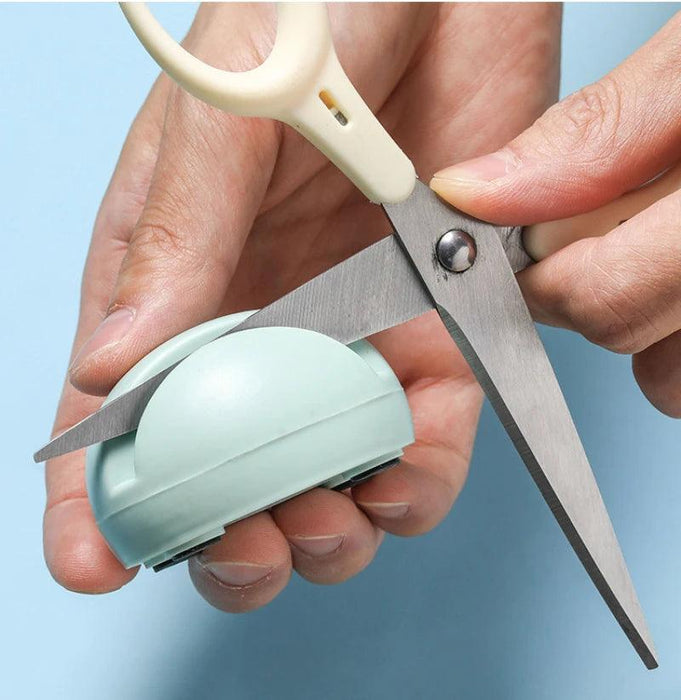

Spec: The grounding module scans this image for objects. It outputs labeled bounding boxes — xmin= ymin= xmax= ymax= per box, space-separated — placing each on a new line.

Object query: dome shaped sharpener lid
xmin=86 ymin=312 xmax=414 ymax=570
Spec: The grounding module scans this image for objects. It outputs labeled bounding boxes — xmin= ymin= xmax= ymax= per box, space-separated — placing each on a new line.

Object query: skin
xmin=45 ymin=3 xmax=565 ymax=608
xmin=432 ymin=10 xmax=681 ymax=418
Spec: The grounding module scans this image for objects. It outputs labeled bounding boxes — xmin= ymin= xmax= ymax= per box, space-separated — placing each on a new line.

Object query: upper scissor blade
xmin=34 ymin=235 xmax=433 ymax=462
xmin=229 ymin=235 xmax=432 ymax=342
xmin=34 ymin=367 xmax=175 ymax=463
xmin=383 ymin=182 xmax=657 ymax=669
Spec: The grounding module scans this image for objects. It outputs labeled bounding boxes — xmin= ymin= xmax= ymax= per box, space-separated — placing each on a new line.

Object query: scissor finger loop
xmin=121 ymin=2 xmax=415 ymax=203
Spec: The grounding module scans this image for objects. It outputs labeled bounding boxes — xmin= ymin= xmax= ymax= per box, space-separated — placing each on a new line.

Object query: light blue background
xmin=1 ymin=3 xmax=679 ymax=698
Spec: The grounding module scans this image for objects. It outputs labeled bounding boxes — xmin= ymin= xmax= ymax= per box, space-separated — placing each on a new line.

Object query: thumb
xmin=69 ymin=86 xmax=278 ymax=396
xmin=430 ymin=12 xmax=681 ymax=225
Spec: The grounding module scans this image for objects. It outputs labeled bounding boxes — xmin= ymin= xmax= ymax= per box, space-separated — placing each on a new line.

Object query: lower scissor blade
xmin=438 ymin=299 xmax=658 ymax=669
xmin=34 ymin=235 xmax=433 ymax=462
xmin=383 ymin=181 xmax=657 ymax=669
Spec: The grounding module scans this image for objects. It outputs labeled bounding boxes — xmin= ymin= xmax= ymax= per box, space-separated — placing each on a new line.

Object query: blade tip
xmin=643 ymin=650 xmax=659 ymax=671
xmin=33 ymin=446 xmax=50 ymax=463
xmin=34 ymin=437 xmax=66 ymax=463
xmin=628 ymin=624 xmax=658 ymax=670
xmin=641 ymin=644 xmax=659 ymax=671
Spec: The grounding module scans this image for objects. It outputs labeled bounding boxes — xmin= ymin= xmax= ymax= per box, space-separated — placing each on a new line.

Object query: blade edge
xmin=34 ymin=367 xmax=174 ymax=463
xmin=34 ymin=235 xmax=433 ymax=461
xmin=383 ymin=182 xmax=657 ymax=668
xmin=229 ymin=235 xmax=433 ymax=343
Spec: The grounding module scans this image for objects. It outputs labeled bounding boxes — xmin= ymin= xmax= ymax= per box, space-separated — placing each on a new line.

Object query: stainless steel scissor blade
xmin=383 ymin=182 xmax=658 ymax=669
xmin=33 ymin=235 xmax=430 ymax=462
xmin=33 ymin=220 xmax=524 ymax=462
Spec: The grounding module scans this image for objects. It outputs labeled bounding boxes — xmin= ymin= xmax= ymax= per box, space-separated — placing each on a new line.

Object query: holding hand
xmin=432 ymin=12 xmax=681 ymax=417
xmin=45 ymin=4 xmax=561 ymax=609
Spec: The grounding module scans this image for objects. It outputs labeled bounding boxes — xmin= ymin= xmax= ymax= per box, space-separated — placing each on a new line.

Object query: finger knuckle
xmin=131 ymin=211 xmax=209 ymax=277
xmin=632 ymin=352 xmax=681 ymax=419
xmin=536 ymin=77 xmax=624 ymax=163
xmin=582 ymin=298 xmax=646 ymax=354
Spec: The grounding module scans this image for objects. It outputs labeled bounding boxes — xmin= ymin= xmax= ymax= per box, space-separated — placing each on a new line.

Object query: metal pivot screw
xmin=436 ymin=229 xmax=477 ymax=272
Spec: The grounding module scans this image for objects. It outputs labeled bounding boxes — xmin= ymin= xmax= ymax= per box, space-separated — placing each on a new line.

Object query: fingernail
xmin=70 ymin=307 xmax=135 ymax=373
xmin=356 ymin=502 xmax=411 ymax=519
xmin=431 ymin=150 xmax=519 ymax=187
xmin=200 ymin=560 xmax=272 ymax=587
xmin=289 ymin=534 xmax=345 ymax=557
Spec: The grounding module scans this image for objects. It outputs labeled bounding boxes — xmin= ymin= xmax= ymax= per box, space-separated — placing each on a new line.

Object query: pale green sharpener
xmin=86 ymin=311 xmax=414 ymax=571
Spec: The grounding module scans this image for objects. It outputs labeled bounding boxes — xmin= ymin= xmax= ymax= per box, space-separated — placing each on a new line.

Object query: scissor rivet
xmin=436 ymin=229 xmax=476 ymax=272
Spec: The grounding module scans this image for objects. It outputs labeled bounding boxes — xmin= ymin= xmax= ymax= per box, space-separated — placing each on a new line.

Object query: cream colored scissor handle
xmin=524 ymin=160 xmax=681 ymax=260
xmin=120 ymin=2 xmax=416 ymax=204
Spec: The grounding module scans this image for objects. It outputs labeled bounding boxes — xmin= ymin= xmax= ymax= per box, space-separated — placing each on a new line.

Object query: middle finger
xmin=519 ymin=188 xmax=681 ymax=356
xmin=272 ymin=489 xmax=383 ymax=585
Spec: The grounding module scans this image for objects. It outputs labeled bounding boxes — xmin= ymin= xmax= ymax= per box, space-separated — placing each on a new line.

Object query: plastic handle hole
xmin=319 ymin=90 xmax=348 ymax=126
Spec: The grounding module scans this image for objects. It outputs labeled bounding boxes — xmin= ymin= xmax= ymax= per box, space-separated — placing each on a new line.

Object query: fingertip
xmin=68 ymin=306 xmax=141 ymax=396
xmin=429 ymin=174 xmax=479 ymax=208
xmin=69 ymin=360 xmax=122 ymax=397
xmin=632 ymin=334 xmax=681 ymax=419
xmin=272 ymin=489 xmax=380 ymax=585
xmin=43 ymin=498 xmax=137 ymax=593
xmin=432 ymin=152 xmax=513 ymax=190
xmin=68 ymin=306 xmax=179 ymax=396
xmin=353 ymin=461 xmax=460 ymax=537
xmin=188 ymin=513 xmax=292 ymax=613
xmin=430 ymin=150 xmax=523 ymax=218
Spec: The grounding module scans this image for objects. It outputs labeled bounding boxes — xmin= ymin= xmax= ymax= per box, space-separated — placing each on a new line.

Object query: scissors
xmin=34 ymin=2 xmax=658 ymax=668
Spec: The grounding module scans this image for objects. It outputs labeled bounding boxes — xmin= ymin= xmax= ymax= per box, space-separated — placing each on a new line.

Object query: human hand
xmin=431 ymin=13 xmax=681 ymax=418
xmin=44 ymin=3 xmax=561 ymax=609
